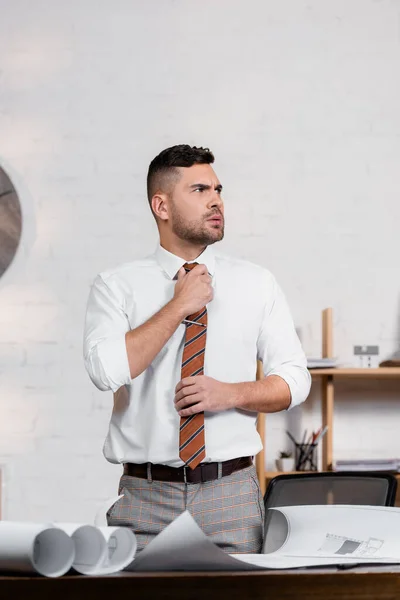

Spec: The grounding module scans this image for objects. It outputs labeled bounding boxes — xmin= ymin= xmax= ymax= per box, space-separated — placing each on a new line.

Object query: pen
xmin=314 ymin=425 xmax=328 ymax=444
xmin=300 ymin=426 xmax=329 ymax=469
xmin=312 ymin=427 xmax=321 ymax=443
xmin=297 ymin=429 xmax=308 ymax=470
xmin=285 ymin=430 xmax=297 ymax=445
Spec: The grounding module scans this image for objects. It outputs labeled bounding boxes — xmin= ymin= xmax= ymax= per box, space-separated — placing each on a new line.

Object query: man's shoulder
xmin=96 ymin=254 xmax=157 ymax=287
xmin=214 ymin=251 xmax=275 ymax=284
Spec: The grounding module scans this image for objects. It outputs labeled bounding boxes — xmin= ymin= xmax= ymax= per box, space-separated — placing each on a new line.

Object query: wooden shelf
xmin=310 ymin=368 xmax=400 ymax=378
xmin=255 ymin=308 xmax=400 ymax=492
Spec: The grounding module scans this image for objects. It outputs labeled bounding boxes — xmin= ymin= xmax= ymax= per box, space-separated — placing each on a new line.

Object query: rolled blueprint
xmin=0 ymin=522 xmax=75 ymax=577
xmin=54 ymin=523 xmax=107 ymax=575
xmin=55 ymin=520 xmax=137 ymax=575
xmin=96 ymin=525 xmax=137 ymax=574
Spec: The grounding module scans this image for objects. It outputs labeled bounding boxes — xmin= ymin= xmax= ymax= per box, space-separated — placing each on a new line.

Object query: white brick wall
xmin=0 ymin=0 xmax=399 ymax=521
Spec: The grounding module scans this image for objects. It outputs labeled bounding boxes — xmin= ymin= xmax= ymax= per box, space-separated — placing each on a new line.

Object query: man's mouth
xmin=206 ymin=215 xmax=223 ymax=224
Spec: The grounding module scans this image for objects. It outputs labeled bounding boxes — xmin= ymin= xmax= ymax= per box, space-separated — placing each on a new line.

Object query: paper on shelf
xmin=307 ymin=358 xmax=337 ymax=368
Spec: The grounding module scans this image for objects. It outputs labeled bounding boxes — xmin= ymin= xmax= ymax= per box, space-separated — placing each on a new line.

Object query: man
xmin=83 ymin=144 xmax=311 ymax=554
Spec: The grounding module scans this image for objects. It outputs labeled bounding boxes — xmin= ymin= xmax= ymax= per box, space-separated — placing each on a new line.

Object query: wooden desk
xmin=1 ymin=570 xmax=400 ymax=600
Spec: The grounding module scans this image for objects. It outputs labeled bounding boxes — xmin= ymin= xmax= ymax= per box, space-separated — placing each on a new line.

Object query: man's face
xmin=168 ymin=163 xmax=224 ymax=245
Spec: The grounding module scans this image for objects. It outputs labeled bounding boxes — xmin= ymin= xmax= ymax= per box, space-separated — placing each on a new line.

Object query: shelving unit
xmin=256 ymin=307 xmax=400 ymax=496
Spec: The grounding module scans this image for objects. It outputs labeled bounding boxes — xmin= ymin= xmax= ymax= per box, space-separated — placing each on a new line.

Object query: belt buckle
xmin=183 ymin=465 xmax=188 ymax=484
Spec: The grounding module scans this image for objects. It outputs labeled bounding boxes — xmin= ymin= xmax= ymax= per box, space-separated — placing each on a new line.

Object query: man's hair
xmin=146 ymin=144 xmax=215 ymax=213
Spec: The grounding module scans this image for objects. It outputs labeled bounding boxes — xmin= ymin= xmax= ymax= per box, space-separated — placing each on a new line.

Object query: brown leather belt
xmin=123 ymin=456 xmax=252 ymax=484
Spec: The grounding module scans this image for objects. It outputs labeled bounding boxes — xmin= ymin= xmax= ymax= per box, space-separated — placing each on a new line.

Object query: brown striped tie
xmin=179 ymin=262 xmax=207 ymax=469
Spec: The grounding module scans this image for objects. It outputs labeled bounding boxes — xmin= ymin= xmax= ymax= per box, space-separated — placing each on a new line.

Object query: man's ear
xmin=151 ymin=193 xmax=169 ymax=221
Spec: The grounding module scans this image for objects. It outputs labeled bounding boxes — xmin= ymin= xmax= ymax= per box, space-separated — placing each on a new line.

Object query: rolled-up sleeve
xmin=83 ymin=274 xmax=131 ymax=392
xmin=257 ymin=275 xmax=311 ymax=409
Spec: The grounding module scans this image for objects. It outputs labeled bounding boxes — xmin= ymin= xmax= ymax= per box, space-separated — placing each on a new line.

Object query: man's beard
xmin=171 ymin=213 xmax=224 ymax=245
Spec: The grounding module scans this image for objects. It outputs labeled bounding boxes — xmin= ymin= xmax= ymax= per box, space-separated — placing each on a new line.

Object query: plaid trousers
xmin=107 ymin=464 xmax=264 ymax=554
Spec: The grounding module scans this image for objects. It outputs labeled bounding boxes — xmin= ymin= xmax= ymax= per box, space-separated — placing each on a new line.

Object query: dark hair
xmin=146 ymin=144 xmax=215 ymax=211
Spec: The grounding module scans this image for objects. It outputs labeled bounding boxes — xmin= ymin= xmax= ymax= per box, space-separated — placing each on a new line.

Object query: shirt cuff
xmin=267 ymin=367 xmax=311 ymax=410
xmin=93 ymin=334 xmax=131 ymax=392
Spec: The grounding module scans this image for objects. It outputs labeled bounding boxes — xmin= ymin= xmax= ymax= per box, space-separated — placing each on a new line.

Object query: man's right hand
xmin=173 ymin=264 xmax=213 ymax=316
xmin=123 ymin=264 xmax=212 ymax=381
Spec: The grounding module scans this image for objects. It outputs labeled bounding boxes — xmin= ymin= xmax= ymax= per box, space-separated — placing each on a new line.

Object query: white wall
xmin=0 ymin=0 xmax=399 ymax=521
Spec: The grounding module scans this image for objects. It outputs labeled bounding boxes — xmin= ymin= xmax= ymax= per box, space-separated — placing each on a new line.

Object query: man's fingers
xmin=175 ymin=377 xmax=197 ymax=394
xmin=175 ymin=385 xmax=198 ymax=404
xmin=200 ymin=274 xmax=212 ymax=283
xmin=178 ymin=401 xmax=204 ymax=417
xmin=190 ymin=263 xmax=208 ymax=275
xmin=176 ymin=267 xmax=186 ymax=280
xmin=175 ymin=396 xmax=200 ymax=411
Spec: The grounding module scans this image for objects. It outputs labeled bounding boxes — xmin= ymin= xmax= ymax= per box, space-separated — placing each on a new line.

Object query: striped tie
xmin=179 ymin=262 xmax=207 ymax=470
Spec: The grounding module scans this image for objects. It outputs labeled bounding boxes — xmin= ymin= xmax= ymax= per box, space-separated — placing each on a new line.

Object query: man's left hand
xmin=174 ymin=376 xmax=235 ymax=416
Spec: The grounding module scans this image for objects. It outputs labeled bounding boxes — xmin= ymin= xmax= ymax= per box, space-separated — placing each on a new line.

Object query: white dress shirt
xmin=83 ymin=244 xmax=311 ymax=466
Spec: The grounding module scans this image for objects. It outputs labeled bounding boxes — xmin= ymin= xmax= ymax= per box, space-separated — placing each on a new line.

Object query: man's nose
xmin=208 ymin=191 xmax=223 ymax=210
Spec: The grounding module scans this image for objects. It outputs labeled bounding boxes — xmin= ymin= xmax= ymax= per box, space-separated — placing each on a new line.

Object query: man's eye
xmin=195 ymin=188 xmax=204 ymax=192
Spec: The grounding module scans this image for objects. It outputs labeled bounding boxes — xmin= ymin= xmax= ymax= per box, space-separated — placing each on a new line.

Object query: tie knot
xmin=183 ymin=262 xmax=198 ymax=273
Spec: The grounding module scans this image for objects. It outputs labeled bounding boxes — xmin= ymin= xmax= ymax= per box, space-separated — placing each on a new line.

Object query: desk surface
xmin=1 ymin=570 xmax=400 ymax=600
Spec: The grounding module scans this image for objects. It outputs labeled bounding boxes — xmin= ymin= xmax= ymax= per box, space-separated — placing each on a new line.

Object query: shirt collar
xmin=154 ymin=244 xmax=216 ymax=280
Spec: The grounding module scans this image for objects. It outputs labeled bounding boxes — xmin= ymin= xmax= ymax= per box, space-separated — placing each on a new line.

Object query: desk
xmin=1 ymin=570 xmax=400 ymax=600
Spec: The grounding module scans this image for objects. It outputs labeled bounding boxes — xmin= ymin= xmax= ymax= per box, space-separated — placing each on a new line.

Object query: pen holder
xmin=295 ymin=443 xmax=318 ymax=471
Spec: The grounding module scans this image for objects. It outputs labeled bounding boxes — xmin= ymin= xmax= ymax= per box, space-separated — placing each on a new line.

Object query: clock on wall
xmin=0 ymin=166 xmax=22 ymax=278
